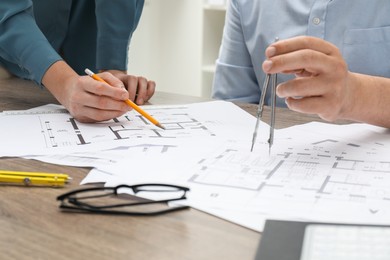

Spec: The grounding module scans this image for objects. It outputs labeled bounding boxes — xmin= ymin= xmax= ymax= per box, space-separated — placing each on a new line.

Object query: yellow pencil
xmin=0 ymin=170 xmax=71 ymax=187
xmin=85 ymin=68 xmax=165 ymax=130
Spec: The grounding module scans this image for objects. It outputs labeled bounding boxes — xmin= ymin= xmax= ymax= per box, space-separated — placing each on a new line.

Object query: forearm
xmin=41 ymin=61 xmax=78 ymax=107
xmin=342 ymin=72 xmax=390 ymax=128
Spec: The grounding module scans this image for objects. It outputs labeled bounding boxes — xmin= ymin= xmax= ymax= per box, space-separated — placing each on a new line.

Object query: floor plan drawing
xmin=186 ymin=136 xmax=390 ymax=220
xmin=108 ymin=110 xmax=215 ymax=140
xmin=2 ymin=104 xmax=220 ymax=151
xmin=0 ymin=101 xmax=257 ymax=157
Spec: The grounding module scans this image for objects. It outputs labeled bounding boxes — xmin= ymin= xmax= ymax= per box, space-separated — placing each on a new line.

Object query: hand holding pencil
xmin=85 ymin=69 xmax=165 ymax=130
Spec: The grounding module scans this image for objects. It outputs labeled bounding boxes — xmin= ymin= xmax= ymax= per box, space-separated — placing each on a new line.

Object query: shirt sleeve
xmin=0 ymin=0 xmax=62 ymax=85
xmin=211 ymin=0 xmax=260 ymax=103
xmin=94 ymin=0 xmax=144 ymax=71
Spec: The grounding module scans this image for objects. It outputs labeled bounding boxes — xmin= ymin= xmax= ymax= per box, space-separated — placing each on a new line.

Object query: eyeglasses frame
xmin=57 ymin=183 xmax=190 ymax=216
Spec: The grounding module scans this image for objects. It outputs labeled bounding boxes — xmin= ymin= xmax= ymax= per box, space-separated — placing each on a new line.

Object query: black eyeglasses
xmin=57 ymin=184 xmax=190 ymax=216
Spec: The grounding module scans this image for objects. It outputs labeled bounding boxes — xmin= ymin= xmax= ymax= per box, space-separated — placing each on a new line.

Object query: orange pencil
xmin=85 ymin=68 xmax=165 ymax=130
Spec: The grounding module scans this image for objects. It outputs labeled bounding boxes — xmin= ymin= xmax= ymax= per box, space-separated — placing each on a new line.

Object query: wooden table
xmin=0 ymin=77 xmax=333 ymax=260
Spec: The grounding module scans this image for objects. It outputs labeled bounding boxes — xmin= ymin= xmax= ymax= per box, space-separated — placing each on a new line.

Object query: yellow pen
xmin=0 ymin=170 xmax=71 ymax=187
xmin=85 ymin=68 xmax=165 ymax=130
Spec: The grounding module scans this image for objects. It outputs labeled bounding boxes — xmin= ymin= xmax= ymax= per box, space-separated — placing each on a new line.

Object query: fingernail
xmin=263 ymin=60 xmax=273 ymax=72
xmin=266 ymin=46 xmax=276 ymax=57
xmin=137 ymin=98 xmax=144 ymax=104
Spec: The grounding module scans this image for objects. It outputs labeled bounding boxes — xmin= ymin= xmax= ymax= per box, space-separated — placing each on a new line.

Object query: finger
xmin=83 ymin=76 xmax=128 ymax=101
xmin=283 ymin=69 xmax=314 ymax=77
xmin=294 ymin=69 xmax=314 ymax=78
xmin=145 ymin=80 xmax=156 ymax=101
xmin=135 ymin=77 xmax=148 ymax=105
xmin=263 ymin=49 xmax=331 ymax=75
xmin=285 ymin=96 xmax=339 ymax=122
xmin=69 ymin=83 xmax=129 ymax=112
xmin=98 ymin=72 xmax=125 ymax=89
xmin=124 ymin=75 xmax=138 ymax=101
xmin=285 ymin=96 xmax=324 ymax=116
xmin=82 ymin=91 xmax=130 ymax=112
xmin=73 ymin=106 xmax=128 ymax=123
xmin=67 ymin=91 xmax=128 ymax=122
xmin=276 ymin=76 xmax=328 ymax=98
xmin=266 ymin=36 xmax=337 ymax=58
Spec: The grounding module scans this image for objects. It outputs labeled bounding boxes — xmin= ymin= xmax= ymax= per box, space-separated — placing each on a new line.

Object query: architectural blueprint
xmin=96 ymin=122 xmax=390 ymax=231
xmin=0 ymin=101 xmax=256 ymax=156
xmin=182 ymin=125 xmax=390 ymax=230
xmin=6 ymin=101 xmax=390 ymax=232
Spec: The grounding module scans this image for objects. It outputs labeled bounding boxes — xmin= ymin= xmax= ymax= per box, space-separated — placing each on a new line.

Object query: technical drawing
xmin=187 ymin=137 xmax=390 ymax=213
xmin=37 ymin=105 xmax=217 ymax=148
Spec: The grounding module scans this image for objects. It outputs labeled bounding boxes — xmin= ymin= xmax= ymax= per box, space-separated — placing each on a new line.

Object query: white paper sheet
xmin=7 ymin=101 xmax=390 ymax=233
xmin=0 ymin=100 xmax=260 ymax=156
xmin=94 ymin=122 xmax=390 ymax=232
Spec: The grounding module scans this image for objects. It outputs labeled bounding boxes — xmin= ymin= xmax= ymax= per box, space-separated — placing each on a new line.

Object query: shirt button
xmin=312 ymin=17 xmax=321 ymax=25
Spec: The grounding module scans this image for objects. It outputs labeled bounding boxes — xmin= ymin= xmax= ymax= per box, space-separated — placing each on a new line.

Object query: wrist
xmin=42 ymin=61 xmax=79 ymax=106
xmin=339 ymin=72 xmax=375 ymax=123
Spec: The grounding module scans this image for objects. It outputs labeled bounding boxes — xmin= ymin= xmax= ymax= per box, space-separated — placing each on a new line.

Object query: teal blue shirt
xmin=0 ymin=0 xmax=144 ymax=85
xmin=212 ymin=0 xmax=390 ymax=106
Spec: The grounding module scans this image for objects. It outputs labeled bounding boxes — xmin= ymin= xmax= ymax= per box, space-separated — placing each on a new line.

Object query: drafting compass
xmin=250 ymin=72 xmax=277 ymax=154
xmin=251 ymin=38 xmax=279 ymax=154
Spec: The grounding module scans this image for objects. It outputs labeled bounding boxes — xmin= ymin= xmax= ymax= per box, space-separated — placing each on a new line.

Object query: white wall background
xmin=127 ymin=0 xmax=204 ymax=97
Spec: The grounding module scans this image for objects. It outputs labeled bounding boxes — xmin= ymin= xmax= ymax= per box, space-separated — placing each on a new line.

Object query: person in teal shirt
xmin=213 ymin=0 xmax=390 ymax=128
xmin=0 ymin=0 xmax=155 ymax=123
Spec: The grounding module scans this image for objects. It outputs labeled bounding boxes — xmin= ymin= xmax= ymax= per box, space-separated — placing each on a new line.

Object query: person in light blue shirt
xmin=0 ymin=0 xmax=155 ymax=123
xmin=213 ymin=0 xmax=390 ymax=127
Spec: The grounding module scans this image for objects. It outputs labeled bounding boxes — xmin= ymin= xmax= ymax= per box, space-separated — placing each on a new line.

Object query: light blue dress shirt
xmin=212 ymin=0 xmax=390 ymax=106
xmin=0 ymin=0 xmax=144 ymax=85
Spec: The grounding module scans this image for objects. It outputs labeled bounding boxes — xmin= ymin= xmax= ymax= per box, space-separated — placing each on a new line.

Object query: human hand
xmin=102 ymin=70 xmax=156 ymax=105
xmin=43 ymin=62 xmax=131 ymax=123
xmin=64 ymin=71 xmax=132 ymax=122
xmin=262 ymin=36 xmax=354 ymax=122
